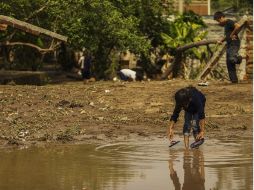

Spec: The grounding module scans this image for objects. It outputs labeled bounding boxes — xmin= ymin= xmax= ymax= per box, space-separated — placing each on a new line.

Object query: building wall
xmin=245 ymin=19 xmax=253 ymax=80
xmin=184 ymin=4 xmax=208 ymax=15
xmin=173 ymin=0 xmax=210 ymax=15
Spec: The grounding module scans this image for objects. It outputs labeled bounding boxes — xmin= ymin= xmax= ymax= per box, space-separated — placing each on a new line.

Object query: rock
xmin=98 ymin=117 xmax=104 ymax=121
xmin=89 ymin=102 xmax=95 ymax=107
xmin=120 ymin=117 xmax=128 ymax=121
xmin=18 ymin=131 xmax=29 ymax=138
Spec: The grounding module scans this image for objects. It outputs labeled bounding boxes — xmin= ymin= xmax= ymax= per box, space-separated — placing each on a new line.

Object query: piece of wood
xmin=0 ymin=23 xmax=7 ymax=31
xmin=0 ymin=15 xmax=67 ymax=42
xmin=196 ymin=44 xmax=226 ymax=80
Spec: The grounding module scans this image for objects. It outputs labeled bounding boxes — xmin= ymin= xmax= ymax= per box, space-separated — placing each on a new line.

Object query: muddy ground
xmin=0 ymin=79 xmax=252 ymax=148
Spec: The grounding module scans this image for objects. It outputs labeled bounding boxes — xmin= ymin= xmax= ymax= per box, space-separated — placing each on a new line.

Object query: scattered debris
xmin=198 ymin=81 xmax=209 ymax=86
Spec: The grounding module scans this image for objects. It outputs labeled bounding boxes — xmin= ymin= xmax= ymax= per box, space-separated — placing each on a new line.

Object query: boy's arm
xmin=167 ymin=120 xmax=175 ymax=141
xmin=230 ymin=22 xmax=241 ymax=40
xmin=196 ymin=119 xmax=205 ymax=140
xmin=231 ymin=23 xmax=241 ymax=37
xmin=167 ymin=105 xmax=181 ymax=140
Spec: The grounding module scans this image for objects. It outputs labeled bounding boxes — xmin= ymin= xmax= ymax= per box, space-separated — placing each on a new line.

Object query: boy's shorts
xmin=183 ymin=112 xmax=200 ymax=137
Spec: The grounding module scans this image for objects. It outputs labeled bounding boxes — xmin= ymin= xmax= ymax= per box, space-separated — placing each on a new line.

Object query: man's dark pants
xmin=226 ymin=40 xmax=241 ymax=83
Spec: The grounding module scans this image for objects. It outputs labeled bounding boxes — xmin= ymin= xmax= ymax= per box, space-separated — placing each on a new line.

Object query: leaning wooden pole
xmin=196 ymin=44 xmax=226 ymax=80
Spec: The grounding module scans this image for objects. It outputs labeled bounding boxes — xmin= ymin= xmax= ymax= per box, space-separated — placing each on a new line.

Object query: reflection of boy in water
xmin=169 ymin=150 xmax=205 ymax=190
xmin=182 ymin=150 xmax=205 ymax=190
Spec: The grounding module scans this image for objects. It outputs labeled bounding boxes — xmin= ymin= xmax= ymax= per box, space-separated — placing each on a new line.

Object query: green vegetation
xmin=0 ymin=0 xmax=175 ymax=77
xmin=161 ymin=12 xmax=207 ymax=55
xmin=0 ymin=0 xmax=252 ymax=79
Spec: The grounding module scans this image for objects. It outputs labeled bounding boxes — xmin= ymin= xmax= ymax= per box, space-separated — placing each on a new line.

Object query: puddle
xmin=0 ymin=137 xmax=252 ymax=190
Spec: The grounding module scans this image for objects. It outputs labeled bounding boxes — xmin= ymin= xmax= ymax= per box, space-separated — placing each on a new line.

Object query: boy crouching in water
xmin=167 ymin=87 xmax=206 ymax=149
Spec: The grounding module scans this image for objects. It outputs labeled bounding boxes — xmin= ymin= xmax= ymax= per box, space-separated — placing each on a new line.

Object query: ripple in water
xmin=95 ymin=137 xmax=252 ymax=165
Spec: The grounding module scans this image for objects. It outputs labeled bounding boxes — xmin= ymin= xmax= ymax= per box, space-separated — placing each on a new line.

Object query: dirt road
xmin=0 ymin=80 xmax=252 ymax=147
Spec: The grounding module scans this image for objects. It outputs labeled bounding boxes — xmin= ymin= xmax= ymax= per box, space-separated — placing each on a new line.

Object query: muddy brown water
xmin=0 ymin=137 xmax=252 ymax=190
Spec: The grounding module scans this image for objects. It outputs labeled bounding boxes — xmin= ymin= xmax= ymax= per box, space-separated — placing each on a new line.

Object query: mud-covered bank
xmin=0 ymin=80 xmax=252 ymax=148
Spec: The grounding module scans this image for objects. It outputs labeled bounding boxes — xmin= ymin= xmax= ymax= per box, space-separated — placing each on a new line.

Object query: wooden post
xmin=196 ymin=44 xmax=226 ymax=80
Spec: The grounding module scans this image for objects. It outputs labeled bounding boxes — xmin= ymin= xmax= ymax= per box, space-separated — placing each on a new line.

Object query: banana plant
xmin=160 ymin=14 xmax=209 ymax=78
xmin=161 ymin=19 xmax=207 ymax=59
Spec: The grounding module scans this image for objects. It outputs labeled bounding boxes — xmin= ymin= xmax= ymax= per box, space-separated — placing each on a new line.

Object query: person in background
xmin=78 ymin=50 xmax=93 ymax=83
xmin=214 ymin=11 xmax=242 ymax=83
xmin=117 ymin=68 xmax=143 ymax=82
xmin=167 ymin=86 xmax=206 ymax=149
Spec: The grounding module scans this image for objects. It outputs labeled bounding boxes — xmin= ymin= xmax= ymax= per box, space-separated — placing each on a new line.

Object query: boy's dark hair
xmin=213 ymin=11 xmax=225 ymax=21
xmin=175 ymin=87 xmax=195 ymax=107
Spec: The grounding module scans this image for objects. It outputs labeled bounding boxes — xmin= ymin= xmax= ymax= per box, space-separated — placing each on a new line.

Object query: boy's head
xmin=213 ymin=11 xmax=226 ymax=26
xmin=175 ymin=87 xmax=193 ymax=109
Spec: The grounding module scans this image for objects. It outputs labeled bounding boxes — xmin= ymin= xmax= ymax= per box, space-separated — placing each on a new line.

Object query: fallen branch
xmin=161 ymin=40 xmax=218 ymax=79
xmin=1 ymin=41 xmax=55 ymax=53
xmin=0 ymin=15 xmax=67 ymax=42
xmin=176 ymin=40 xmax=218 ymax=52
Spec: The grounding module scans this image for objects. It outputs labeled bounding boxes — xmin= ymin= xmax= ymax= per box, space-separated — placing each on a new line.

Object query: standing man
xmin=214 ymin=11 xmax=242 ymax=83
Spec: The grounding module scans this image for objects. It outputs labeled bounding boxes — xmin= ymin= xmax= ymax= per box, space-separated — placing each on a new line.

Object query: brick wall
xmin=184 ymin=4 xmax=208 ymax=15
xmin=245 ymin=21 xmax=253 ymax=80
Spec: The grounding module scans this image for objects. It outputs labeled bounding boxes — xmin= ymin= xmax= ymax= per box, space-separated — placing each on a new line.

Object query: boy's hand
xmin=167 ymin=124 xmax=174 ymax=141
xmin=167 ymin=121 xmax=176 ymax=141
xmin=230 ymin=34 xmax=237 ymax=40
xmin=167 ymin=128 xmax=174 ymax=141
xmin=196 ymin=131 xmax=204 ymax=140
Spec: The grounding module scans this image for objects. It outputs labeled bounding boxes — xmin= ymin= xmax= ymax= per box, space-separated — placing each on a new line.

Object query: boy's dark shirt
xmin=170 ymin=88 xmax=206 ymax=122
xmin=224 ymin=19 xmax=240 ymax=44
